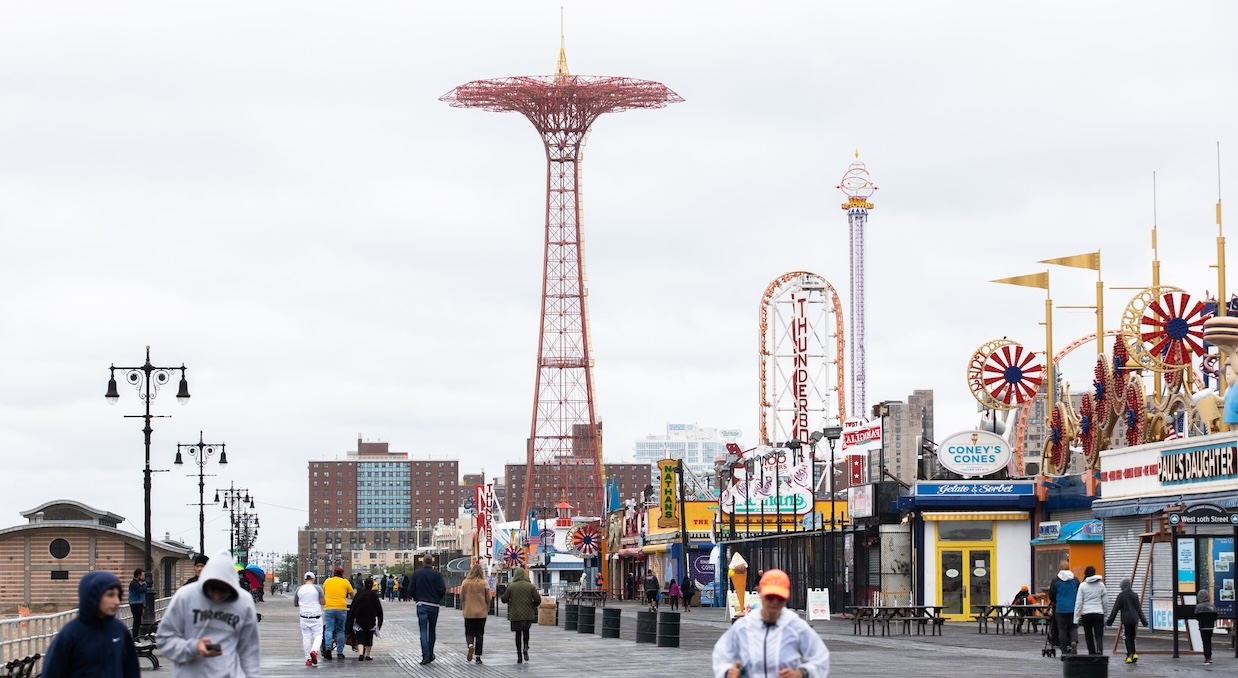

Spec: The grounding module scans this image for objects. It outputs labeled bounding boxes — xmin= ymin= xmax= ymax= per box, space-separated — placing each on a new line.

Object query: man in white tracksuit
xmin=294 ymin=572 xmax=326 ymax=666
xmin=712 ymin=569 xmax=830 ymax=678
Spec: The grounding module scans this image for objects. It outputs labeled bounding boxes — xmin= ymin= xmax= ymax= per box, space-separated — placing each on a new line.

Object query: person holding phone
xmin=157 ymin=549 xmax=261 ymax=676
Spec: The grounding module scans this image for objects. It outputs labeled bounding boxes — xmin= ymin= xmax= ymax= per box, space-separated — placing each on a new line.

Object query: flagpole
xmin=1216 ymin=144 xmax=1228 ymax=398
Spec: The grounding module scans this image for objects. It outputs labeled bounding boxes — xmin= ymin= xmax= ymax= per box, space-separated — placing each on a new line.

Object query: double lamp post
xmin=105 ymin=346 xmax=190 ymax=626
xmin=175 ymin=431 xmax=227 ymax=555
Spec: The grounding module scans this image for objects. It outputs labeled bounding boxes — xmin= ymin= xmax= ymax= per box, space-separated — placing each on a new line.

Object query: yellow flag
xmin=991 ymin=272 xmax=1049 ymax=289
xmin=1038 ymin=251 xmax=1100 ymax=271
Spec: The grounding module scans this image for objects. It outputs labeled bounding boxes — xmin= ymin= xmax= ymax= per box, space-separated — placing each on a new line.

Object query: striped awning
xmin=921 ymin=511 xmax=1029 ymax=522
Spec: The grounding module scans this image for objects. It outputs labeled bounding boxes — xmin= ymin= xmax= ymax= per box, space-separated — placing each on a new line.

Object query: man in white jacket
xmin=1073 ymin=565 xmax=1109 ymax=655
xmin=712 ymin=569 xmax=830 ymax=678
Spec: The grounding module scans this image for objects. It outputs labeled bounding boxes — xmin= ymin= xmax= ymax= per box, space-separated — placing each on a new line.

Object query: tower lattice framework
xmin=442 ymin=47 xmax=682 ymax=520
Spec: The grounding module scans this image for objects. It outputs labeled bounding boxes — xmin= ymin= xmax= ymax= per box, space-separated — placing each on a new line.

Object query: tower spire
xmin=556 ymin=7 xmax=570 ymax=79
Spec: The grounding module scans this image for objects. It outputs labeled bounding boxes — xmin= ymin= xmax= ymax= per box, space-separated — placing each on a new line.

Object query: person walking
xmin=346 ymin=578 xmax=384 ymax=661
xmin=184 ymin=555 xmax=209 ymax=587
xmin=668 ymin=579 xmax=681 ymax=611
xmin=156 ymin=549 xmax=262 ymax=677
xmin=127 ymin=569 xmax=148 ymax=640
xmin=321 ymin=567 xmax=354 ymax=661
xmin=500 ymin=568 xmax=541 ymax=665
xmin=682 ymin=577 xmax=697 ymax=612
xmin=712 ymin=569 xmax=830 ymax=678
xmin=460 ymin=564 xmax=491 ymax=664
xmin=643 ymin=571 xmax=660 ymax=612
xmin=1195 ymin=589 xmax=1217 ymax=665
xmin=1047 ymin=560 xmax=1080 ymax=657
xmin=410 ymin=557 xmax=448 ymax=665
xmin=1105 ymin=578 xmax=1148 ymax=664
xmin=294 ymin=572 xmax=325 ymax=666
xmin=40 ymin=570 xmax=142 ymax=678
xmin=1074 ymin=565 xmax=1108 ymax=655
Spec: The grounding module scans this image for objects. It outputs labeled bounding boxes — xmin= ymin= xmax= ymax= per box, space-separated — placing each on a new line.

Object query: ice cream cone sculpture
xmin=728 ymin=552 xmax=749 ymax=617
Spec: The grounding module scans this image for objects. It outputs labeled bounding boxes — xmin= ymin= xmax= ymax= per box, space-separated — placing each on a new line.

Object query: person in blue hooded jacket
xmin=41 ymin=570 xmax=142 ymax=678
xmin=1047 ymin=560 xmax=1080 ymax=657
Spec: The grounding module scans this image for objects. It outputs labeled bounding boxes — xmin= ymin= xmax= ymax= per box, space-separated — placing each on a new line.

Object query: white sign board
xmin=806 ymin=588 xmax=831 ymax=621
xmin=936 ymin=429 xmax=1012 ymax=477
xmin=726 ymin=590 xmax=760 ymax=618
xmin=848 ymin=484 xmax=874 ymax=519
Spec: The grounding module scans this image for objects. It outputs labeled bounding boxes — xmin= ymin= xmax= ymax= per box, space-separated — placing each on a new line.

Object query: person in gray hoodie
xmin=1195 ymin=589 xmax=1217 ymax=665
xmin=1105 ymin=578 xmax=1148 ymax=663
xmin=156 ymin=549 xmax=261 ymax=677
xmin=1073 ymin=565 xmax=1109 ymax=655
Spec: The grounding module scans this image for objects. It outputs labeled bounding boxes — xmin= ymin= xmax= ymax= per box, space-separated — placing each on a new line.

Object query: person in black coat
xmin=1105 ymin=578 xmax=1148 ymax=663
xmin=346 ymin=578 xmax=384 ymax=661
xmin=41 ymin=571 xmax=141 ymax=678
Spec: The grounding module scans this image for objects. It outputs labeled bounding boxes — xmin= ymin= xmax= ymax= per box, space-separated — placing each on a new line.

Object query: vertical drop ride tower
xmin=442 ymin=41 xmax=682 ymax=520
xmin=838 ymin=155 xmax=876 ymax=418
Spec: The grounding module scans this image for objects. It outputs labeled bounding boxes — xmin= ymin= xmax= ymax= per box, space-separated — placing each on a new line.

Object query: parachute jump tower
xmin=838 ymin=154 xmax=877 ymax=418
xmin=441 ymin=32 xmax=682 ymax=520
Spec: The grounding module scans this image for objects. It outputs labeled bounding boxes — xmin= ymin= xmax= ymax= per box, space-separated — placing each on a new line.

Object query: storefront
xmin=1091 ymin=432 xmax=1238 ymax=631
xmin=1030 ymin=519 xmax=1103 ymax=595
xmin=903 ymin=480 xmax=1037 ymax=619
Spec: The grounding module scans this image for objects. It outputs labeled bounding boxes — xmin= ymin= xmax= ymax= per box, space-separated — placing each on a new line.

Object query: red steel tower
xmin=442 ymin=39 xmax=682 ymax=520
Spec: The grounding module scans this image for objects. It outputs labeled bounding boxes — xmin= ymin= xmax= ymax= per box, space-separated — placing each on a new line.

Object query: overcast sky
xmin=1 ymin=1 xmax=1235 ymax=558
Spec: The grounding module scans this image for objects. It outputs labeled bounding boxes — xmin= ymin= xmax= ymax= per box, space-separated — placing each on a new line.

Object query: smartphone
xmin=205 ymin=643 xmax=221 ymax=652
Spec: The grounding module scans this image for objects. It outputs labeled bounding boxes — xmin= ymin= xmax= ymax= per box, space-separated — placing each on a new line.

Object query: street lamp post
xmin=174 ymin=431 xmax=227 ymax=555
xmin=215 ymin=483 xmax=254 ymax=562
xmin=821 ymin=426 xmax=843 ymax=609
xmin=105 ymin=345 xmax=190 ymax=627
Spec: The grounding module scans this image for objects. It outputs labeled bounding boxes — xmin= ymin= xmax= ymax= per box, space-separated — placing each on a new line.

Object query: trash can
xmin=601 ymin=608 xmax=622 ymax=639
xmin=538 ymin=596 xmax=558 ymax=626
xmin=636 ymin=610 xmax=658 ymax=644
xmin=1062 ymin=654 xmax=1108 ymax=678
xmin=565 ymin=603 xmax=580 ymax=632
xmin=656 ymin=611 xmax=680 ymax=648
xmin=577 ymin=605 xmax=597 ymax=634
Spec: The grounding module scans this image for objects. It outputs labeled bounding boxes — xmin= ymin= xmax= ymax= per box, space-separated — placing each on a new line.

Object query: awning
xmin=1093 ymin=490 xmax=1238 ymax=518
xmin=1031 ymin=519 xmax=1103 ymax=545
xmin=641 ymin=543 xmax=671 ymax=554
xmin=921 ymin=511 xmax=1029 ymax=522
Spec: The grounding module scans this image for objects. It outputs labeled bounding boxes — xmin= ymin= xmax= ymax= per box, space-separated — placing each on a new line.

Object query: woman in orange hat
xmin=712 ymin=569 xmax=831 ymax=678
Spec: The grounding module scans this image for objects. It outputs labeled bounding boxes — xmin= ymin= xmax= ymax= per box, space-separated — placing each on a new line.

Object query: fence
xmin=0 ymin=599 xmax=170 ymax=665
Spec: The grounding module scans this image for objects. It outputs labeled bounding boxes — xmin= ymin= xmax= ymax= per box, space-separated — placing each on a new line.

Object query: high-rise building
xmin=632 ymin=423 xmax=729 ymax=484
xmin=504 ymin=462 xmax=651 ymax=521
xmin=873 ymin=390 xmax=935 ymax=485
xmin=307 ymin=438 xmax=461 ymax=530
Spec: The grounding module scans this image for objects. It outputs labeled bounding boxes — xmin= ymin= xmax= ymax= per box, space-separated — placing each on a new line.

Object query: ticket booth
xmin=1030 ymin=520 xmax=1103 ymax=598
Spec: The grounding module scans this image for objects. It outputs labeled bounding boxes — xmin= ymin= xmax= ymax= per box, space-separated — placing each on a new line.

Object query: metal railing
xmin=1 ymin=599 xmax=170 ymax=666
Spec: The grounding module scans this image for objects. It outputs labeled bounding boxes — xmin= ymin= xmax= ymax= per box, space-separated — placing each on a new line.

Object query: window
xmin=937 ymin=521 xmax=992 ymax=542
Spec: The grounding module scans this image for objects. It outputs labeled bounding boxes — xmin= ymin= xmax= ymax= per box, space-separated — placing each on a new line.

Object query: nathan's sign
xmin=657 ymin=459 xmax=680 ymax=528
xmin=1159 ymin=445 xmax=1238 ymax=485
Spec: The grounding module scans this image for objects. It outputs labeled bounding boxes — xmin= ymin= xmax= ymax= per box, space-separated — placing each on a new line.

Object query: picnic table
xmin=848 ymin=605 xmax=945 ymax=636
xmin=973 ymin=604 xmax=1051 ymax=634
xmin=566 ymin=589 xmax=609 ymax=607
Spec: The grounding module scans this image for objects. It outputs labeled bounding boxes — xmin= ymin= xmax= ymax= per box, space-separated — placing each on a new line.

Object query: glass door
xmin=937 ymin=546 xmax=994 ymax=620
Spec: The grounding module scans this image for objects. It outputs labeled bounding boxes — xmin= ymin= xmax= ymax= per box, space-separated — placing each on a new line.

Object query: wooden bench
xmin=1 ymin=654 xmax=41 ymax=678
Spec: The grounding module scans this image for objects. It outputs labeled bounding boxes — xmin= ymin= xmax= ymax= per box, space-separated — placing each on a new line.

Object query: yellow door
xmin=937 ymin=544 xmax=994 ymax=621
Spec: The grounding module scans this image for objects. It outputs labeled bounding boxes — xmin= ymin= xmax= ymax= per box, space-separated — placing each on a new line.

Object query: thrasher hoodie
xmin=156 ymin=549 xmax=261 ymax=677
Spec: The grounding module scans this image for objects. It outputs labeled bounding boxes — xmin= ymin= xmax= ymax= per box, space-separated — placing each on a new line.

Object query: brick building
xmin=308 ymin=438 xmax=461 ymax=530
xmin=504 ymin=462 xmax=652 ymax=520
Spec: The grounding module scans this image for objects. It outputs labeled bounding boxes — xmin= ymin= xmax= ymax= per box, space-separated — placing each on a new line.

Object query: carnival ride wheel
xmin=967 ymin=339 xmax=1044 ymax=410
xmin=501 ymin=544 xmax=525 ymax=568
xmin=1041 ymin=402 xmax=1072 ymax=476
xmin=570 ymin=524 xmax=601 ymax=557
xmin=1124 ymin=375 xmax=1146 ymax=448
xmin=1078 ymin=393 xmax=1097 ymax=468
xmin=1121 ymin=286 xmax=1209 ymax=373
